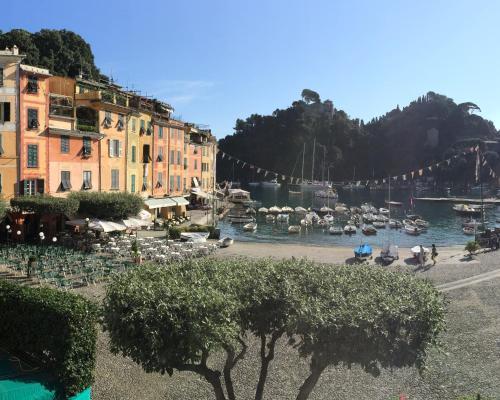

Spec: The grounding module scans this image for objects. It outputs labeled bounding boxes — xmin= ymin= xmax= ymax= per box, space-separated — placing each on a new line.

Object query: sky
xmin=2 ymin=0 xmax=500 ymax=138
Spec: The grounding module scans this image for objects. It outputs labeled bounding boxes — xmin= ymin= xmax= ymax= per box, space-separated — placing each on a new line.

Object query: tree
xmin=68 ymin=192 xmax=143 ymax=219
xmin=103 ymin=258 xmax=446 ymax=400
xmin=301 ymin=89 xmax=321 ymax=104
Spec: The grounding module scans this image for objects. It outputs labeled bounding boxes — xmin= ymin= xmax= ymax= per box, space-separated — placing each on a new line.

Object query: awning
xmin=144 ymin=198 xmax=177 ymax=209
xmin=49 ymin=127 xmax=104 ymax=140
xmin=65 ymin=219 xmax=126 ymax=233
xmin=171 ymin=196 xmax=189 ymax=206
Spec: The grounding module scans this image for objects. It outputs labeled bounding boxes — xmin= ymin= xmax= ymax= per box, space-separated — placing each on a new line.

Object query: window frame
xmin=27 ymin=75 xmax=38 ymax=94
xmin=27 ymin=144 xmax=38 ymax=168
xmin=83 ymin=170 xmax=92 ymax=190
xmin=111 ymin=169 xmax=119 ymax=190
xmin=61 ymin=170 xmax=72 ymax=191
xmin=60 ymin=135 xmax=70 ymax=153
xmin=27 ymin=108 xmax=39 ymax=130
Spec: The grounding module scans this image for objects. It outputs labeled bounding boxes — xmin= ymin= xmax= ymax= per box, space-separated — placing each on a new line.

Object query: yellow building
xmin=134 ymin=98 xmax=154 ymax=197
xmin=0 ymin=46 xmax=24 ymax=199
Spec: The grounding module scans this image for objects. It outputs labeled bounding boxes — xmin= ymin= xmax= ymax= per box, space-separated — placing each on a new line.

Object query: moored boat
xmin=243 ymin=222 xmax=257 ymax=232
xmin=354 ymin=243 xmax=372 ymax=260
xmin=329 ymin=226 xmax=343 ymax=235
xmin=288 ymin=225 xmax=301 ymax=234
xmin=218 ymin=237 xmax=234 ymax=248
xmin=362 ymin=224 xmax=377 ymax=235
xmin=261 ymin=178 xmax=281 ymax=188
xmin=265 ymin=214 xmax=275 ymax=223
xmin=228 ymin=215 xmax=255 ymax=224
xmin=258 ymin=207 xmax=269 ymax=214
xmin=463 ymin=226 xmax=475 ymax=235
xmin=323 ymin=214 xmax=334 ymax=224
xmin=276 ymin=213 xmax=289 ymax=223
xmin=373 ymin=221 xmax=386 ymax=229
xmin=404 ymin=225 xmax=421 ymax=235
xmin=344 ymin=224 xmax=357 ymax=234
xmin=379 ymin=207 xmax=390 ymax=215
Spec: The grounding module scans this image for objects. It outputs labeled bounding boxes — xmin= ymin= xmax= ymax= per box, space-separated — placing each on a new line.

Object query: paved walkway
xmin=436 ymin=268 xmax=500 ymax=292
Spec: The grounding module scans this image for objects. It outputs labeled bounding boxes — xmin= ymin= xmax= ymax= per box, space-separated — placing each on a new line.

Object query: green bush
xmin=10 ymin=195 xmax=79 ymax=216
xmin=69 ymin=191 xmax=143 ymax=219
xmin=0 ymin=280 xmax=99 ymax=396
xmin=0 ymin=197 xmax=7 ymax=220
xmin=465 ymin=240 xmax=480 ymax=255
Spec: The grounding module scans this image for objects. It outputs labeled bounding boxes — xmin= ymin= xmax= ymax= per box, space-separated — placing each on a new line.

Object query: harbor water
xmin=218 ymin=185 xmax=500 ymax=247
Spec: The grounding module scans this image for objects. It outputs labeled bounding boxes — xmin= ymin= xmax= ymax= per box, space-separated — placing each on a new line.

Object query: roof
xmin=171 ymin=196 xmax=189 ymax=206
xmin=49 ymin=127 xmax=104 ymax=140
xmin=20 ymin=64 xmax=52 ymax=77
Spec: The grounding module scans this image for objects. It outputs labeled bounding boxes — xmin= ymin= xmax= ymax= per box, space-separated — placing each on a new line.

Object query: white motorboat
xmin=294 ymin=206 xmax=307 ymax=214
xmin=328 ymin=226 xmax=343 ymax=235
xmin=180 ymin=232 xmax=209 ymax=243
xmin=453 ymin=204 xmax=481 ymax=216
xmin=288 ymin=225 xmax=301 ymax=234
xmin=373 ymin=221 xmax=386 ymax=229
xmin=414 ymin=219 xmax=429 ymax=228
xmin=320 ymin=206 xmax=334 ymax=213
xmin=343 ymin=224 xmax=357 ymax=234
xmin=305 ymin=212 xmax=320 ymax=222
xmin=276 ymin=213 xmax=289 ymax=223
xmin=361 ymin=224 xmax=377 ymax=235
xmin=258 ymin=207 xmax=269 ymax=214
xmin=261 ymin=178 xmax=281 ymax=188
xmin=462 ymin=219 xmax=487 ymax=228
xmin=317 ymin=219 xmax=328 ymax=227
xmin=269 ymin=205 xmax=282 ymax=214
xmin=404 ymin=225 xmax=421 ymax=235
xmin=379 ymin=207 xmax=390 ymax=215
xmin=463 ymin=226 xmax=476 ymax=235
xmin=281 ymin=206 xmax=294 ymax=213
xmin=228 ymin=215 xmax=255 ymax=224
xmin=335 ymin=205 xmax=349 ymax=213
xmin=323 ymin=214 xmax=334 ymax=224
xmin=243 ymin=222 xmax=257 ymax=232
xmin=300 ymin=218 xmax=312 ymax=227
xmin=218 ymin=237 xmax=234 ymax=248
xmin=389 ymin=219 xmax=402 ymax=229
xmin=265 ymin=214 xmax=275 ymax=223
xmin=314 ymin=188 xmax=338 ymax=199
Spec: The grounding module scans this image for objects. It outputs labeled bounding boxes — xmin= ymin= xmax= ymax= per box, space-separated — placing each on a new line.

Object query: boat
xmin=269 ymin=206 xmax=282 ymax=214
xmin=354 ymin=244 xmax=373 ymax=260
xmin=404 ymin=225 xmax=421 ymax=235
xmin=218 ymin=237 xmax=234 ymax=248
xmin=317 ymin=219 xmax=328 ymax=227
xmin=289 ymin=190 xmax=301 ymax=195
xmin=403 ymin=219 xmax=416 ymax=227
xmin=362 ymin=225 xmax=377 ymax=235
xmin=242 ymin=199 xmax=261 ymax=208
xmin=405 ymin=214 xmax=422 ymax=221
xmin=261 ymin=178 xmax=281 ymax=188
xmin=265 ymin=214 xmax=275 ymax=223
xmin=323 ymin=214 xmax=334 ymax=224
xmin=276 ymin=213 xmax=289 ymax=223
xmin=288 ymin=225 xmax=301 ymax=234
xmin=385 ymin=200 xmax=403 ymax=207
xmin=281 ymin=206 xmax=294 ymax=213
xmin=414 ymin=219 xmax=429 ymax=228
xmin=350 ymin=207 xmax=361 ymax=214
xmin=243 ymin=222 xmax=257 ymax=232
xmin=245 ymin=208 xmax=256 ymax=215
xmin=227 ymin=188 xmax=251 ymax=203
xmin=248 ymin=182 xmax=260 ymax=187
xmin=462 ymin=219 xmax=487 ymax=228
xmin=389 ymin=219 xmax=402 ymax=229
xmin=314 ymin=188 xmax=338 ymax=199
xmin=463 ymin=226 xmax=476 ymax=235
xmin=362 ymin=213 xmax=375 ymax=223
xmin=300 ymin=218 xmax=312 ymax=227
xmin=380 ymin=244 xmax=399 ymax=264
xmin=320 ymin=206 xmax=334 ymax=213
xmin=305 ymin=212 xmax=320 ymax=222
xmin=335 ymin=205 xmax=349 ymax=213
xmin=329 ymin=226 xmax=343 ymax=235
xmin=258 ymin=207 xmax=268 ymax=214
xmin=373 ymin=221 xmax=386 ymax=229
xmin=294 ymin=206 xmax=307 ymax=214
xmin=180 ymin=232 xmax=209 ymax=243
xmin=379 ymin=207 xmax=390 ymax=215
xmin=228 ymin=215 xmax=255 ymax=224
xmin=453 ymin=204 xmax=481 ymax=216
xmin=344 ymin=224 xmax=357 ymax=234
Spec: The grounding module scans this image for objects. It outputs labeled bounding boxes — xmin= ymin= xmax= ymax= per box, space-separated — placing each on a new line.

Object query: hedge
xmin=69 ymin=191 xmax=144 ymax=219
xmin=0 ymin=280 xmax=99 ymax=396
xmin=10 ymin=195 xmax=79 ymax=216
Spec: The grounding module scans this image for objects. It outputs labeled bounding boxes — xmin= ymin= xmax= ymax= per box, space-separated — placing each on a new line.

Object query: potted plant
xmin=131 ymin=239 xmax=142 ymax=264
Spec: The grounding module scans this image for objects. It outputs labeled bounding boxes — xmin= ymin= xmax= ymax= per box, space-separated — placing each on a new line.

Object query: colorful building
xmin=19 ymin=64 xmax=51 ymax=195
xmin=0 ymin=46 xmax=24 ymax=199
xmin=47 ymin=77 xmax=102 ymax=196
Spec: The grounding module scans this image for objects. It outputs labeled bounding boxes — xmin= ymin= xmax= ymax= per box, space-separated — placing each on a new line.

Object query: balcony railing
xmin=101 ymin=91 xmax=114 ymax=103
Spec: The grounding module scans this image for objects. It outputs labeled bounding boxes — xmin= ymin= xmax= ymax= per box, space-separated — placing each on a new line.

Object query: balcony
xmin=49 ymin=95 xmax=74 ymax=118
xmin=77 ymin=118 xmax=98 ymax=133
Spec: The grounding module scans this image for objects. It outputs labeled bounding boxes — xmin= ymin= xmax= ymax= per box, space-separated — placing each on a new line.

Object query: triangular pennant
xmin=264 ymin=171 xmax=268 ymax=177
xmin=393 ymin=176 xmax=398 ymax=181
xmin=446 ymin=159 xmax=451 ymax=165
xmin=236 ymin=160 xmax=240 ymax=165
xmin=482 ymin=160 xmax=487 ymax=166
xmin=382 ymin=179 xmax=386 ymax=183
xmin=418 ymin=169 xmax=423 ymax=176
xmin=402 ymin=174 xmax=407 ymax=181
xmin=282 ymin=175 xmax=285 ymax=181
xmin=356 ymin=181 xmax=361 ymax=186
xmin=242 ymin=162 xmax=246 ymax=168
xmin=374 ymin=180 xmax=378 ymax=184
xmin=257 ymin=168 xmax=261 ymax=173
xmin=228 ymin=156 xmax=232 ymax=160
xmin=411 ymin=171 xmax=415 ymax=179
xmin=428 ymin=166 xmax=432 ymax=171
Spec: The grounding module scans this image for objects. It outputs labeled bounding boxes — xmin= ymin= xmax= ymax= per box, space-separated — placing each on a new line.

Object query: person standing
xmin=431 ymin=244 xmax=438 ymax=266
xmin=419 ymin=245 xmax=425 ymax=267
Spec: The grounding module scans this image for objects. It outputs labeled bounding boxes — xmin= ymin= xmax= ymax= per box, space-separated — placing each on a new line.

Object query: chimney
xmin=12 ymin=45 xmax=18 ymax=55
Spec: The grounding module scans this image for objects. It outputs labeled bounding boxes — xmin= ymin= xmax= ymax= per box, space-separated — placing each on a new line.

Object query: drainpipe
xmin=16 ymin=64 xmax=22 ymax=194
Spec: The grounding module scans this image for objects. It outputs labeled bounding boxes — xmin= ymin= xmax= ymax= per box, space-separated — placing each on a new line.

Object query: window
xmin=183 ymin=177 xmax=186 ymax=190
xmin=23 ymin=179 xmax=37 ymax=195
xmin=83 ymin=137 xmax=92 ymax=156
xmin=131 ymin=174 xmax=136 ymax=193
xmin=178 ymin=130 xmax=183 ymax=141
xmin=147 ymin=121 xmax=152 ymax=135
xmin=61 ymin=171 xmax=71 ymax=191
xmin=194 ymin=159 xmax=198 ymax=170
xmin=170 ymin=128 xmax=175 ymax=139
xmin=131 ymin=118 xmax=136 ymax=132
xmin=158 ymin=126 xmax=163 ymax=138
xmin=103 ymin=111 xmax=112 ymax=128
xmin=184 ymin=158 xmax=188 ymax=169
xmin=170 ymin=150 xmax=175 ymax=165
xmin=157 ymin=172 xmax=163 ymax=188
xmin=0 ymin=134 xmax=4 ymax=156
xmin=27 ymin=108 xmax=39 ymax=130
xmin=143 ymin=144 xmax=151 ymax=163
xmin=108 ymin=140 xmax=122 ymax=157
xmin=139 ymin=119 xmax=145 ymax=135
xmin=157 ymin=146 xmax=163 ymax=162
xmin=111 ymin=169 xmax=119 ymax=190
xmin=176 ymin=176 xmax=181 ymax=191
xmin=131 ymin=145 xmax=136 ymax=163
xmin=27 ymin=144 xmax=38 ymax=167
xmin=27 ymin=75 xmax=38 ymax=94
xmin=61 ymin=135 xmax=69 ymax=153
xmin=117 ymin=114 xmax=124 ymax=131
xmin=184 ymin=143 xmax=187 ymax=153
xmin=83 ymin=171 xmax=92 ymax=190
xmin=169 ymin=175 xmax=174 ymax=192
xmin=177 ymin=151 xmax=181 ymax=165
xmin=0 ymin=68 xmax=3 ymax=87
xmin=0 ymin=102 xmax=10 ymax=123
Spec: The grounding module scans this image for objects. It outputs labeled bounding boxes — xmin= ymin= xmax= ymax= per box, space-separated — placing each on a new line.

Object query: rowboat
xmin=354 ymin=243 xmax=372 ymax=260
xmin=343 ymin=224 xmax=357 ymax=234
xmin=329 ymin=226 xmax=343 ymax=235
xmin=373 ymin=221 xmax=386 ymax=229
xmin=320 ymin=206 xmax=334 ymax=213
xmin=288 ymin=225 xmax=301 ymax=234
xmin=243 ymin=222 xmax=257 ymax=232
xmin=404 ymin=225 xmax=420 ymax=235
xmin=389 ymin=219 xmax=402 ymax=229
xmin=218 ymin=237 xmax=234 ymax=248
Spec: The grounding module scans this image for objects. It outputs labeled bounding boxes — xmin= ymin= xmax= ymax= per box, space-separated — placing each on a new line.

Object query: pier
xmin=415 ymin=197 xmax=500 ymax=204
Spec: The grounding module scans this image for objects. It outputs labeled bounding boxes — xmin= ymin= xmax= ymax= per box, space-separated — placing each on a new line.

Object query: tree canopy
xmin=68 ymin=192 xmax=144 ymax=219
xmin=0 ymin=29 xmax=102 ymax=80
xmin=103 ymin=258 xmax=446 ymax=400
xmin=218 ymin=90 xmax=499 ymax=184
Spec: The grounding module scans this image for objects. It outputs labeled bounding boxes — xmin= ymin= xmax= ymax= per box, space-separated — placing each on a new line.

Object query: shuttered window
xmin=61 ymin=171 xmax=71 ymax=191
xmin=27 ymin=144 xmax=38 ymax=167
xmin=158 ymin=126 xmax=163 ymax=138
xmin=27 ymin=108 xmax=39 ymax=129
xmin=61 ymin=135 xmax=69 ymax=153
xmin=131 ymin=174 xmax=136 ymax=193
xmin=131 ymin=145 xmax=136 ymax=163
xmin=83 ymin=171 xmax=92 ymax=190
xmin=111 ymin=169 xmax=119 ymax=190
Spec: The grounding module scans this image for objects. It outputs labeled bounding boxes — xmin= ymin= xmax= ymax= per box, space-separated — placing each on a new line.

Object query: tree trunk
xmin=204 ymin=370 xmax=227 ymax=400
xmin=254 ymin=333 xmax=280 ymax=400
xmin=295 ymin=365 xmax=326 ymax=400
xmin=224 ymin=348 xmax=237 ymax=400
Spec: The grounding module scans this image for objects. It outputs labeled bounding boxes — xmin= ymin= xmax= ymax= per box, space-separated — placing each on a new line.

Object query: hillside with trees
xmin=217 ymin=90 xmax=499 ymax=184
xmin=0 ymin=28 xmax=103 ymax=80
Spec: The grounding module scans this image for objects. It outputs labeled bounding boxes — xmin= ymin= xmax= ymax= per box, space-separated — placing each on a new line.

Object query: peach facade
xmin=152 ymin=121 xmax=169 ymax=198
xmin=167 ymin=122 xmax=186 ymax=196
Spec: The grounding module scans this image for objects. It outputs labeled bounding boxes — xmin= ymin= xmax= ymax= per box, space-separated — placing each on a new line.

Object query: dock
xmin=415 ymin=197 xmax=500 ymax=204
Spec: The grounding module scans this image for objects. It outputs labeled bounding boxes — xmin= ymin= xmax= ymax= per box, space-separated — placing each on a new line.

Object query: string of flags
xmin=218 ymin=145 xmax=497 ymax=186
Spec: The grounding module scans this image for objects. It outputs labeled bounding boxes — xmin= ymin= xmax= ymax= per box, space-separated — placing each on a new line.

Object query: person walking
xmin=431 ymin=244 xmax=438 ymax=266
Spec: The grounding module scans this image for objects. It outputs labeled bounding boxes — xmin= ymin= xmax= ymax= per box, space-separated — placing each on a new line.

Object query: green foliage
xmin=168 ymin=224 xmax=218 ymax=240
xmin=0 ymin=279 xmax=98 ymax=396
xmin=68 ymin=191 xmax=143 ymax=219
xmin=301 ymin=89 xmax=321 ymax=104
xmin=218 ymin=90 xmax=498 ymax=184
xmin=0 ymin=29 xmax=102 ymax=79
xmin=103 ymin=258 xmax=446 ymax=400
xmin=0 ymin=197 xmax=7 ymax=220
xmin=465 ymin=240 xmax=480 ymax=255
xmin=10 ymin=195 xmax=79 ymax=215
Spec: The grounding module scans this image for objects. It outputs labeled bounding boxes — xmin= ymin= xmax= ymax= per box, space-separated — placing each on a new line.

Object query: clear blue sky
xmin=3 ymin=0 xmax=500 ymax=138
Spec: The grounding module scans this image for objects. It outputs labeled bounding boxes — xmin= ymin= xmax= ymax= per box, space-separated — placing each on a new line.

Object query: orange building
xmin=151 ymin=101 xmax=172 ymax=198
xmin=167 ymin=120 xmax=186 ymax=196
xmin=18 ymin=64 xmax=51 ymax=195
xmin=0 ymin=46 xmax=24 ymax=199
xmin=47 ymin=77 xmax=102 ymax=195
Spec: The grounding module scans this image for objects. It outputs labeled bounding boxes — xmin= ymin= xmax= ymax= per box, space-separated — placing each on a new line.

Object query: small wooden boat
xmin=218 ymin=237 xmax=234 ymax=248
xmin=404 ymin=225 xmax=420 ymax=235
xmin=453 ymin=204 xmax=481 ymax=216
xmin=265 ymin=214 xmax=275 ymax=223
xmin=344 ymin=224 xmax=357 ymax=234
xmin=389 ymin=219 xmax=402 ymax=229
xmin=276 ymin=213 xmax=289 ymax=223
xmin=379 ymin=207 xmax=390 ymax=215
xmin=362 ymin=225 xmax=377 ymax=235
xmin=300 ymin=218 xmax=312 ymax=227
xmin=243 ymin=222 xmax=257 ymax=232
xmin=463 ymin=226 xmax=475 ymax=235
xmin=329 ymin=226 xmax=343 ymax=235
xmin=288 ymin=225 xmax=301 ymax=234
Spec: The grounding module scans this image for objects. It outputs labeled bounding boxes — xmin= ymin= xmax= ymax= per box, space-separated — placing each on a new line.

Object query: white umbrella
xmin=411 ymin=246 xmax=429 ymax=255
xmin=258 ymin=207 xmax=269 ymax=213
xmin=281 ymin=206 xmax=294 ymax=213
xmin=269 ymin=206 xmax=282 ymax=213
xmin=138 ymin=209 xmax=152 ymax=220
xmin=294 ymin=206 xmax=307 ymax=213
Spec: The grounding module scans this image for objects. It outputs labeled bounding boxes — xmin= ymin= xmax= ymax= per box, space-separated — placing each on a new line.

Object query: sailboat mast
xmin=301 ymin=143 xmax=305 ymax=183
xmin=388 ymin=176 xmax=391 ymax=220
xmin=311 ymin=138 xmax=316 ymax=182
xmin=322 ymin=146 xmax=326 ymax=186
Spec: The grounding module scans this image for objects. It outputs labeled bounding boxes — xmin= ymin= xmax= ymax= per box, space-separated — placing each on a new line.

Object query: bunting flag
xmin=242 ymin=162 xmax=246 ymax=168
xmin=428 ymin=166 xmax=432 ymax=172
xmin=446 ymin=159 xmax=451 ymax=165
xmin=411 ymin=171 xmax=415 ymax=179
xmin=356 ymin=181 xmax=361 ymax=186
xmin=228 ymin=156 xmax=232 ymax=160
xmin=282 ymin=175 xmax=286 ymax=181
xmin=374 ymin=180 xmax=378 ymax=184
xmin=264 ymin=171 xmax=268 ymax=177
xmin=393 ymin=176 xmax=398 ymax=181
xmin=475 ymin=149 xmax=480 ymax=183
xmin=402 ymin=174 xmax=407 ymax=181
xmin=418 ymin=169 xmax=423 ymax=176
xmin=382 ymin=179 xmax=386 ymax=183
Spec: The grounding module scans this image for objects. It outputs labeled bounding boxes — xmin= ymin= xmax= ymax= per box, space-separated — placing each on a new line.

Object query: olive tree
xmin=103 ymin=258 xmax=445 ymax=400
